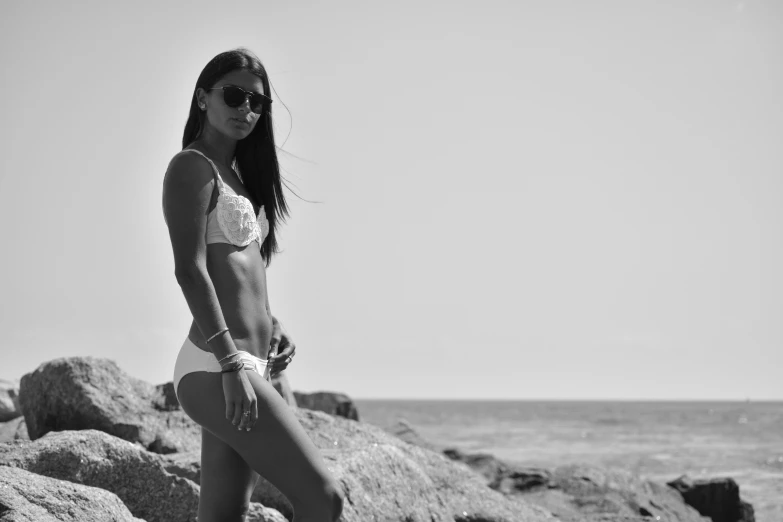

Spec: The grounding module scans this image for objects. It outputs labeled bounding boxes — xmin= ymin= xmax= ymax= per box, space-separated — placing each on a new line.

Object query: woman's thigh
xmin=198 ymin=426 xmax=259 ymax=519
xmin=177 ymin=370 xmax=337 ymax=509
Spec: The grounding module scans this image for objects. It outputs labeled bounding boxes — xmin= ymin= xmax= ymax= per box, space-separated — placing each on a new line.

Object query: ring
xmin=242 ymin=411 xmax=250 ymax=417
xmin=286 ymin=356 xmax=293 ymax=363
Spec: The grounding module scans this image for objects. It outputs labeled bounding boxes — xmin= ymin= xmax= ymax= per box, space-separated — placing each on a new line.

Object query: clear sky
xmin=1 ymin=1 xmax=781 ymax=400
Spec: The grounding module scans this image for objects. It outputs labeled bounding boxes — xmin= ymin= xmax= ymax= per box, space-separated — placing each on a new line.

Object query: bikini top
xmin=181 ymin=149 xmax=269 ymax=247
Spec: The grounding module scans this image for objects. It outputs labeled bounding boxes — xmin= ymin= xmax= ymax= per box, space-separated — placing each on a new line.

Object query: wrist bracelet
xmin=221 ymin=361 xmax=245 ymax=373
xmin=206 ymin=328 xmax=229 ymax=344
xmin=220 ymin=359 xmax=244 ymax=372
xmin=217 ymin=352 xmax=241 ymax=364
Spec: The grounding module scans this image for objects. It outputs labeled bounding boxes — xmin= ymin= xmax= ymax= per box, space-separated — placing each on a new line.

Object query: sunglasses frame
xmin=208 ymin=85 xmax=272 ymax=114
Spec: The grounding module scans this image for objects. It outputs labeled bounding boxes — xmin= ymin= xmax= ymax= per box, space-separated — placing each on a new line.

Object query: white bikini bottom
xmin=172 ymin=336 xmax=271 ymax=400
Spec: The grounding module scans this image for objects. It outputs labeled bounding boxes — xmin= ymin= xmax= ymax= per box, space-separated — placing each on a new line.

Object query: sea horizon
xmin=352 ymin=397 xmax=783 ymax=403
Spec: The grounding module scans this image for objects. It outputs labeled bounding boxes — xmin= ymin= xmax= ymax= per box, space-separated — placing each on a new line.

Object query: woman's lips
xmin=232 ymin=118 xmax=250 ymax=126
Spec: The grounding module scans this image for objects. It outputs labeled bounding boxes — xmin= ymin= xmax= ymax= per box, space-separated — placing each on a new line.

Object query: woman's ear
xmin=195 ymin=88 xmax=207 ymax=110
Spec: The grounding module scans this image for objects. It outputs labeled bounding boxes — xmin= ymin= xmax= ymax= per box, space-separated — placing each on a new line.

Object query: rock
xmin=0 ymin=465 xmax=144 ymax=521
xmin=270 ymin=371 xmax=297 ymax=406
xmin=159 ymin=448 xmax=201 ymax=483
xmin=296 ymin=409 xmax=555 ymax=522
xmin=0 ymin=429 xmax=199 ymax=522
xmin=443 ymin=447 xmax=553 ymax=494
xmin=293 ymin=391 xmax=359 ymax=420
xmin=152 ymin=381 xmax=180 ymax=411
xmin=0 ymin=429 xmax=286 ymax=522
xmin=0 ymin=378 xmax=21 ymax=422
xmin=667 ymin=475 xmax=755 ymax=522
xmin=517 ymin=465 xmax=711 ymax=522
xmin=386 ymin=418 xmax=443 ymax=452
xmin=390 ymin=421 xmax=717 ymax=522
xmin=441 ymin=448 xmax=707 ymax=520
xmin=18 ymin=356 xmax=201 ymax=453
xmin=0 ymin=416 xmax=29 ymax=443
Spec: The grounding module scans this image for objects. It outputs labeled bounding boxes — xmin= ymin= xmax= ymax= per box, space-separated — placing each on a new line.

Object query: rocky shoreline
xmin=0 ymin=357 xmax=755 ymax=521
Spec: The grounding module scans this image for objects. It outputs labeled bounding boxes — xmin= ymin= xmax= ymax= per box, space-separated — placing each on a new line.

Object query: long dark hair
xmin=182 ymin=48 xmax=288 ymax=266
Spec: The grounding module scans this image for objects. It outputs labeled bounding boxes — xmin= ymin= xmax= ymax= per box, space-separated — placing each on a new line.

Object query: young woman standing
xmin=162 ymin=48 xmax=343 ymax=522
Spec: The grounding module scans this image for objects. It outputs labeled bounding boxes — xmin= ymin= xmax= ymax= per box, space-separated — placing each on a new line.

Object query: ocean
xmin=354 ymin=399 xmax=783 ymax=522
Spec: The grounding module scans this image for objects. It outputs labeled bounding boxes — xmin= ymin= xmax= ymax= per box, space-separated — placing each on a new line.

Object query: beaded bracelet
xmin=206 ymin=328 xmax=229 ymax=344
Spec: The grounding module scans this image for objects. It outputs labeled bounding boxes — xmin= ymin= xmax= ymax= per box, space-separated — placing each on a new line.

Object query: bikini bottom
xmin=172 ymin=336 xmax=271 ymax=400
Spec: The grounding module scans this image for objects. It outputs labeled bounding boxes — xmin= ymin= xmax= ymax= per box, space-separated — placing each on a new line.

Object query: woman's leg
xmin=177 ymin=370 xmax=344 ymax=522
xmin=198 ymin=426 xmax=259 ymax=522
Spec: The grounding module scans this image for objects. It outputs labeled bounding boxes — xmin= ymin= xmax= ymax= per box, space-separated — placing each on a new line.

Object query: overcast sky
xmin=1 ymin=0 xmax=781 ymax=399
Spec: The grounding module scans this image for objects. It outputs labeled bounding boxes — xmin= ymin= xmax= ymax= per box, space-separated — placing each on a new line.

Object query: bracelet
xmin=220 ymin=357 xmax=244 ymax=370
xmin=220 ymin=358 xmax=244 ymax=371
xmin=217 ymin=352 xmax=241 ymax=364
xmin=221 ymin=360 xmax=245 ymax=373
xmin=206 ymin=328 xmax=229 ymax=344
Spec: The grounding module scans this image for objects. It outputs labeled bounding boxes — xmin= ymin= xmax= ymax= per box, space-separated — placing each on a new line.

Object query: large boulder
xmin=0 ymin=416 xmax=29 ymax=443
xmin=273 ymin=409 xmax=556 ymax=521
xmin=667 ymin=476 xmax=755 ymax=522
xmin=516 ymin=465 xmax=711 ymax=522
xmin=0 ymin=430 xmax=286 ymax=522
xmin=0 ymin=465 xmax=144 ymax=521
xmin=0 ymin=378 xmax=21 ymax=422
xmin=18 ymin=357 xmax=200 ymax=453
xmin=293 ymin=391 xmax=359 ymax=420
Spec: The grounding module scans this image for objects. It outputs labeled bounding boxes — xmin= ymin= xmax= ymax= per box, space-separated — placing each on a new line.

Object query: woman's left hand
xmin=268 ymin=316 xmax=296 ymax=378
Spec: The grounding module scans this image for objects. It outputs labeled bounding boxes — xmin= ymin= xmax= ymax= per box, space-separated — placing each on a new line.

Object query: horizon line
xmin=349 ymin=397 xmax=783 ymax=402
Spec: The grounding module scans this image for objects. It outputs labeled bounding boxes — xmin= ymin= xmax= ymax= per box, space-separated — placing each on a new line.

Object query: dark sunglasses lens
xmin=222 ymin=86 xmax=245 ymax=107
xmin=249 ymin=94 xmax=265 ymax=114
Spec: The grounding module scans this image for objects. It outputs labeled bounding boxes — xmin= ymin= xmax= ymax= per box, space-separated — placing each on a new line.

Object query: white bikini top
xmin=181 ymin=149 xmax=269 ymax=247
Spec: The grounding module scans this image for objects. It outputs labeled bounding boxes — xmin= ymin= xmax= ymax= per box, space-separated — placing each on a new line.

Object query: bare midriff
xmin=187 ymin=240 xmax=273 ymax=360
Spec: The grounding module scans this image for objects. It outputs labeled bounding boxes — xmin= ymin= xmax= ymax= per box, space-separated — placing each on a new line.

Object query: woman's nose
xmin=238 ymin=95 xmax=252 ymax=112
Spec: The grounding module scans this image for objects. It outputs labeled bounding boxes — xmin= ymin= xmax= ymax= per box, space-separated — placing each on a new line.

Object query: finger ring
xmin=286 ymin=356 xmax=292 ymax=363
xmin=242 ymin=411 xmax=250 ymax=417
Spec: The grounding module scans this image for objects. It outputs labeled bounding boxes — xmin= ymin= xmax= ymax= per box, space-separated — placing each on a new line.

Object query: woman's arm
xmin=162 ymin=152 xmax=239 ymax=361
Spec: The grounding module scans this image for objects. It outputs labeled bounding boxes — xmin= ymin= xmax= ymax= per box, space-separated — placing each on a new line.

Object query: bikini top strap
xmin=181 ymin=149 xmax=224 ymax=194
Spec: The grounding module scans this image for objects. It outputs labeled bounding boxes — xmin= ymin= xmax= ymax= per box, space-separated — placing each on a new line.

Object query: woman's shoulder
xmin=163 ymin=150 xmax=221 ymax=217
xmin=165 ymin=149 xmax=217 ymax=186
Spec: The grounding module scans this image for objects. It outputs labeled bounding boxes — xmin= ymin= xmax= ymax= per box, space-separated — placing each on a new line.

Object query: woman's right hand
xmin=222 ymin=369 xmax=258 ymax=431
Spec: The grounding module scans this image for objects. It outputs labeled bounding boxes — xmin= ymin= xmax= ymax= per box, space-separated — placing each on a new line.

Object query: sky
xmin=0 ymin=0 xmax=781 ymax=400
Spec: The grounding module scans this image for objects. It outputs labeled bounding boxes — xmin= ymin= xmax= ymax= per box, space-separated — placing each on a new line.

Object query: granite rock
xmin=387 ymin=421 xmax=719 ymax=522
xmin=290 ymin=409 xmax=555 ymax=521
xmin=18 ymin=357 xmax=200 ymax=453
xmin=0 ymin=378 xmax=21 ymax=422
xmin=0 ymin=429 xmax=286 ymax=522
xmin=517 ymin=465 xmax=711 ymax=522
xmin=444 ymin=447 xmax=552 ymax=494
xmin=293 ymin=391 xmax=359 ymax=420
xmin=0 ymin=465 xmax=144 ymax=521
xmin=667 ymin=475 xmax=755 ymax=522
xmin=0 ymin=416 xmax=29 ymax=443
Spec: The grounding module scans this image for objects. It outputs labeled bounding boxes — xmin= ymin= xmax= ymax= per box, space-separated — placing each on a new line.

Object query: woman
xmin=162 ymin=48 xmax=344 ymax=522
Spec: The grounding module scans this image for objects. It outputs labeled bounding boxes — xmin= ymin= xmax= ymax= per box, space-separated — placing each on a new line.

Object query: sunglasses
xmin=208 ymin=85 xmax=272 ymax=115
